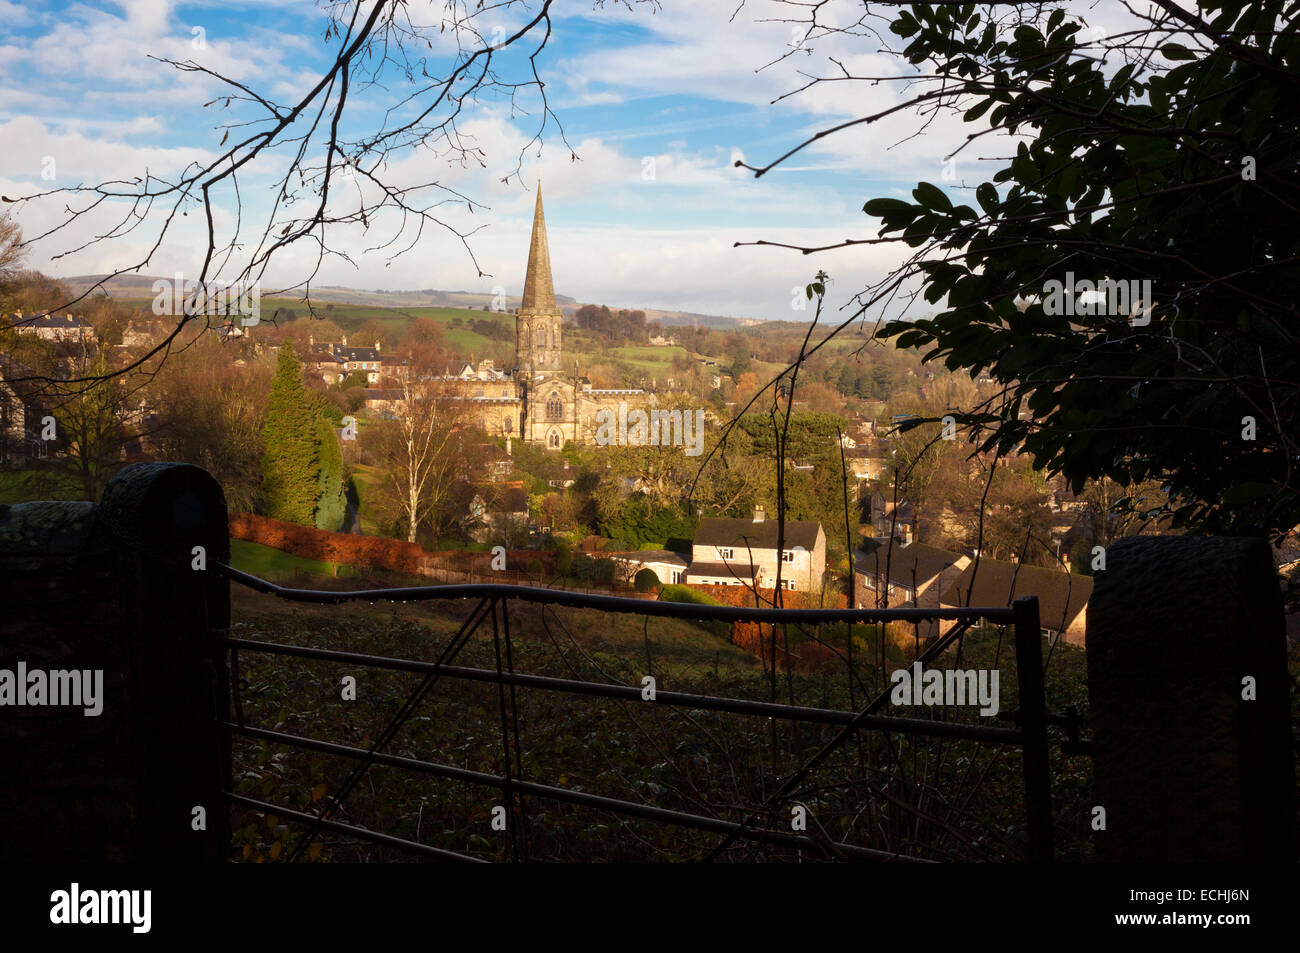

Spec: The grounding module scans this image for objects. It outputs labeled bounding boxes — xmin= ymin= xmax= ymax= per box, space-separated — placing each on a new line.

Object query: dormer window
xmin=717 ymin=547 xmax=734 ymax=560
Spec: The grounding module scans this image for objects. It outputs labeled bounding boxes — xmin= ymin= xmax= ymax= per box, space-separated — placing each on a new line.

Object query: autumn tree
xmin=50 ymin=350 xmax=148 ymax=500
xmin=151 ymin=333 xmax=271 ymax=514
xmin=363 ymin=378 xmax=468 ymax=543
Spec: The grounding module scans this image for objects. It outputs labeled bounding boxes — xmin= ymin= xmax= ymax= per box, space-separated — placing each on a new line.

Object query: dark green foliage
xmin=314 ymin=418 xmax=346 ymax=532
xmin=657 ymin=583 xmax=722 ymax=606
xmin=867 ymin=1 xmax=1300 ymax=539
xmin=592 ymin=559 xmax=616 ymax=585
xmin=596 ymin=498 xmax=697 ymax=549
xmin=261 ymin=342 xmax=320 ymax=525
xmin=633 ymin=567 xmax=660 ymax=592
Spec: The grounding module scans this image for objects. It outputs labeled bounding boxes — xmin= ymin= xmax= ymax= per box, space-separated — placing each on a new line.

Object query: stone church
xmin=452 ymin=185 xmax=650 ymax=450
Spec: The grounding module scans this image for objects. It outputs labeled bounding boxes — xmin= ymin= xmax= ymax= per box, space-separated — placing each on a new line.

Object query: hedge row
xmin=692 ymin=584 xmax=848 ymax=672
xmin=229 ymin=513 xmax=424 ymax=574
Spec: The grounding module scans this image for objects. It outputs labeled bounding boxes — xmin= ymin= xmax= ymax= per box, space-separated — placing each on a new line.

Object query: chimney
xmin=753 ymin=506 xmax=765 ymax=523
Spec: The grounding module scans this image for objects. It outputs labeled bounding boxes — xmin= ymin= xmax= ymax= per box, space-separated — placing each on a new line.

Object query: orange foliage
xmin=229 ymin=513 xmax=424 ymax=574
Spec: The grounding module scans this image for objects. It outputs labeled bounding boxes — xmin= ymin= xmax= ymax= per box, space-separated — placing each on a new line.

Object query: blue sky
xmin=0 ymin=1 xmax=1142 ymax=320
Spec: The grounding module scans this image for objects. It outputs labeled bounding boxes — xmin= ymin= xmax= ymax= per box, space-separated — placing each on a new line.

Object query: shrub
xmin=525 ymin=558 xmax=544 ymax=577
xmin=633 ymin=568 xmax=660 ymax=593
xmin=658 ymin=584 xmax=722 ymax=606
xmin=592 ymin=559 xmax=616 ymax=585
xmin=230 ymin=512 xmax=423 ymax=574
xmin=553 ymin=542 xmax=572 ymax=575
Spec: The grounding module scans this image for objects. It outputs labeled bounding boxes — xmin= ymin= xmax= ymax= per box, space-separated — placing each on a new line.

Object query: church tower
xmin=515 ymin=184 xmax=563 ymax=377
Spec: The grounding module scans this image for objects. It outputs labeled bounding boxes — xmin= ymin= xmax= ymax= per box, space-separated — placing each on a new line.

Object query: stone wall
xmin=0 ymin=462 xmax=230 ymax=862
xmin=1087 ymin=535 xmax=1294 ymax=861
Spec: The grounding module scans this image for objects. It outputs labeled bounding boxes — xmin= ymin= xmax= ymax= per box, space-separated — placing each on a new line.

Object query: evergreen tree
xmin=314 ymin=416 xmax=346 ymax=531
xmin=261 ymin=341 xmax=319 ymax=524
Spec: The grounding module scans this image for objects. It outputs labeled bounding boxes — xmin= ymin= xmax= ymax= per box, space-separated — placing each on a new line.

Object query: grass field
xmin=0 ymin=468 xmax=84 ymax=505
xmin=230 ymin=539 xmax=357 ymax=578
xmin=224 ymin=581 xmax=1092 ymax=862
xmin=114 ymin=296 xmax=514 ymax=358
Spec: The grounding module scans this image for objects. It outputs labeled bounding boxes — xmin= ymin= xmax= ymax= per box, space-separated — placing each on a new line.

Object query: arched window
xmin=546 ymin=392 xmax=563 ymax=420
xmin=548 ymin=431 xmax=561 ymax=448
xmin=504 ymin=416 xmax=513 ymax=434
xmin=536 ymin=325 xmax=546 ymax=347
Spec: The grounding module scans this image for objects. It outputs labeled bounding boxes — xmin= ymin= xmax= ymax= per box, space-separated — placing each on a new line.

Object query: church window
xmin=546 ymin=392 xmax=563 ymax=420
xmin=504 ymin=416 xmax=513 ymax=434
xmin=548 ymin=430 xmax=561 ymax=448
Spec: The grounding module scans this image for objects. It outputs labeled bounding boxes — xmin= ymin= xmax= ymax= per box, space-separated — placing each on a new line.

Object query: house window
xmin=782 ymin=550 xmax=795 ymax=562
xmin=718 ymin=547 xmax=734 ymax=560
xmin=780 ymin=579 xmax=796 ymax=591
xmin=671 ymin=570 xmax=682 ymax=584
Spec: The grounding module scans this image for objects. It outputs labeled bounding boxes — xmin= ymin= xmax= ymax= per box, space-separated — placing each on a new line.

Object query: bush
xmin=658 ymin=584 xmax=722 ymax=606
xmin=525 ymin=558 xmax=544 ymax=577
xmin=230 ymin=512 xmax=424 ymax=574
xmin=592 ymin=559 xmax=616 ymax=586
xmin=633 ymin=568 xmax=660 ymax=593
xmin=554 ymin=543 xmax=572 ymax=575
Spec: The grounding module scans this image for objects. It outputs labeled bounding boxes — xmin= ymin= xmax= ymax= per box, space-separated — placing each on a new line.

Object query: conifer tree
xmin=314 ymin=415 xmax=346 ymax=531
xmin=261 ymin=341 xmax=319 ymax=524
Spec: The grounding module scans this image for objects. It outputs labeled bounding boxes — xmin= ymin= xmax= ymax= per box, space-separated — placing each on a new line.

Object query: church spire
xmin=520 ymin=182 xmax=556 ymax=311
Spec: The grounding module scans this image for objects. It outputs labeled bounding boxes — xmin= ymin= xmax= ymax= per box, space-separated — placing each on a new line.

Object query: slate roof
xmin=856 ymin=541 xmax=967 ymax=590
xmin=12 ymin=313 xmax=92 ymax=330
xmin=330 ymin=343 xmax=381 ymax=362
xmin=610 ymin=550 xmax=688 ymax=568
xmin=940 ymin=558 xmax=1092 ymax=632
xmin=687 ymin=561 xmax=760 ymax=581
xmin=694 ymin=517 xmax=822 ymax=553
